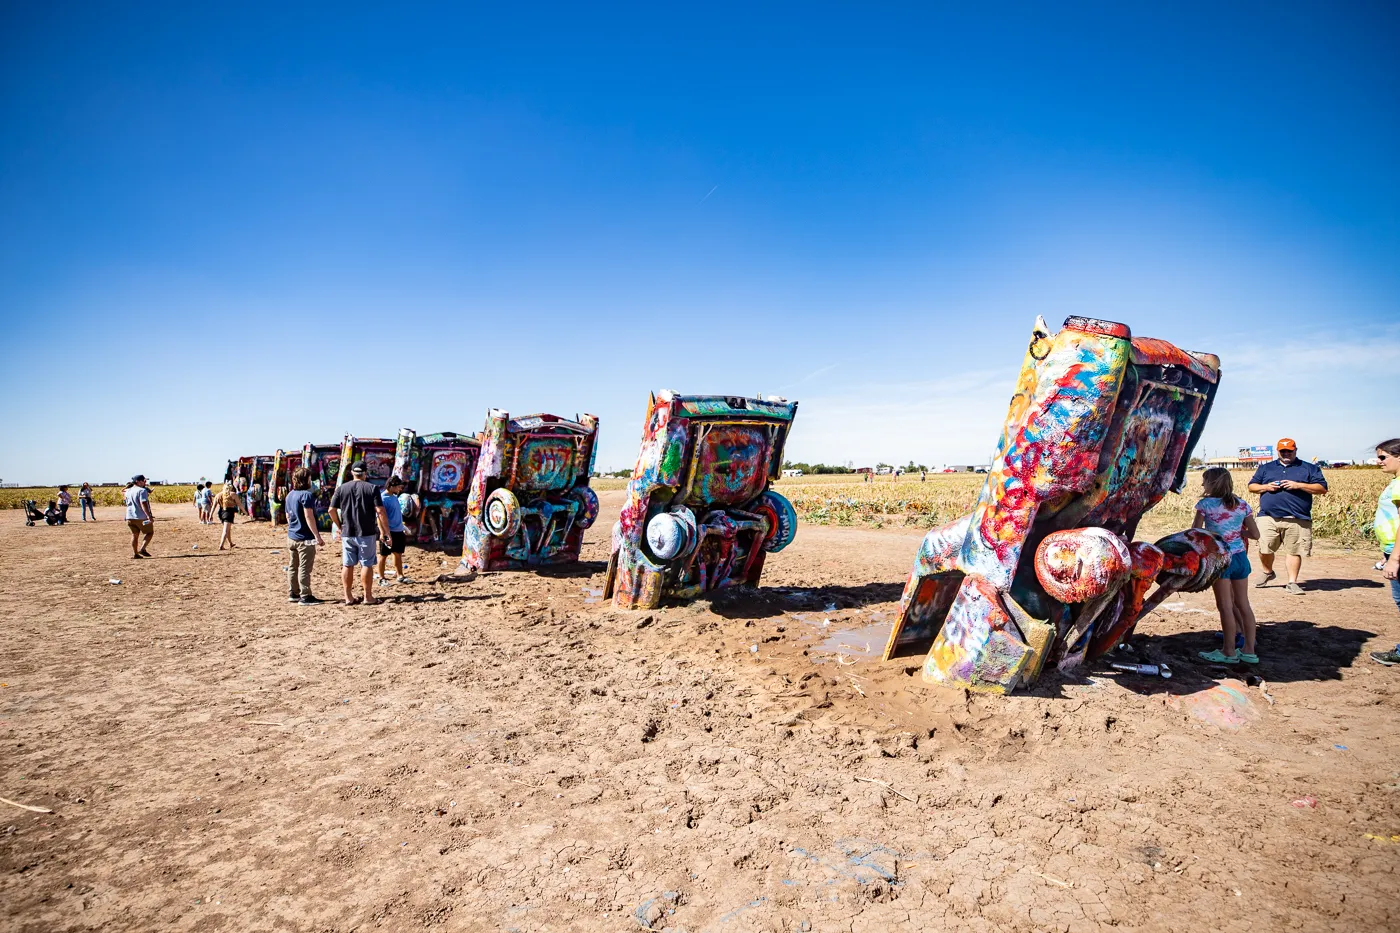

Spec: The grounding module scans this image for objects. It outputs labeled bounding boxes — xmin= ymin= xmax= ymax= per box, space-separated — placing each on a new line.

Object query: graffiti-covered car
xmin=268 ymin=447 xmax=301 ymax=525
xmin=458 ymin=411 xmax=600 ymax=571
xmin=883 ymin=316 xmax=1229 ymax=693
xmin=604 ymin=392 xmax=799 ymax=609
xmin=302 ymin=443 xmax=342 ymax=532
xmin=225 ymin=454 xmax=273 ymax=520
xmin=336 ymin=435 xmax=397 ymax=488
xmin=392 ymin=428 xmax=481 ymax=551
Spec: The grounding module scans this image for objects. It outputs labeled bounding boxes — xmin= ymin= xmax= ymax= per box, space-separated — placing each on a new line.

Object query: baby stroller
xmin=23 ymin=500 xmax=44 ymax=526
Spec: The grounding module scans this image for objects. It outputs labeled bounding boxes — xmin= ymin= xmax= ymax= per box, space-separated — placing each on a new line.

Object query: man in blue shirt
xmin=1247 ymin=438 xmax=1328 ymax=594
xmin=377 ymin=474 xmax=414 ymax=585
xmin=284 ymin=468 xmax=326 ymax=604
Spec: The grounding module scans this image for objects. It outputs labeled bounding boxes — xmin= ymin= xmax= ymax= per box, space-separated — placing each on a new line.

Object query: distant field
xmin=769 ymin=469 xmax=1389 ymax=545
xmin=0 ymin=485 xmax=199 ymax=510
xmin=9 ymin=470 xmax=1386 ymax=545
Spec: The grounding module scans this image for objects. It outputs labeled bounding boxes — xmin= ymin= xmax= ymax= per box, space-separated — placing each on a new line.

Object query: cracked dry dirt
xmin=2 ymin=493 xmax=1398 ymax=932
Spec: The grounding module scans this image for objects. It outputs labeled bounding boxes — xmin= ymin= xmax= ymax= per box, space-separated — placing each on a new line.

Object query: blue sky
xmin=1 ymin=3 xmax=1396 ymax=482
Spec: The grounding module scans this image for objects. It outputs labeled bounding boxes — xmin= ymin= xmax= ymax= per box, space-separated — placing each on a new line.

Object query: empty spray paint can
xmin=1109 ymin=661 xmax=1172 ymax=679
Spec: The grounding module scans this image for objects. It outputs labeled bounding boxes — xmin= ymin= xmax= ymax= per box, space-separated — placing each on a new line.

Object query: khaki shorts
xmin=126 ymin=518 xmax=153 ymax=534
xmin=1258 ymin=515 xmax=1312 ymax=557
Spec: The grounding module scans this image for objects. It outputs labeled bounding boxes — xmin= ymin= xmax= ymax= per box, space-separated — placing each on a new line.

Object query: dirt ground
xmin=2 ymin=494 xmax=1398 ymax=933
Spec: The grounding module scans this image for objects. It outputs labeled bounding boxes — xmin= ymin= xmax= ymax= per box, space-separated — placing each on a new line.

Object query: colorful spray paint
xmin=228 ymin=455 xmax=273 ymax=520
xmin=301 ymin=443 xmax=342 ymax=532
xmin=458 ymin=411 xmax=601 ymax=572
xmin=604 ymin=392 xmax=799 ymax=609
xmin=392 ymin=428 xmax=481 ymax=552
xmin=337 ymin=435 xmax=398 ymax=488
xmin=883 ymin=316 xmax=1228 ymax=693
xmin=268 ymin=448 xmax=301 ymax=526
xmin=249 ymin=455 xmax=276 ymax=521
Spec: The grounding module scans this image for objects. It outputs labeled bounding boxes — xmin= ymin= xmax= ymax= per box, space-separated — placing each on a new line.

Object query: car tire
xmin=483 ymin=488 xmax=521 ymax=538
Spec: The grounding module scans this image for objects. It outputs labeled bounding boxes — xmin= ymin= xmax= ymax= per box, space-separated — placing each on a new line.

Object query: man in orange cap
xmin=1248 ymin=438 xmax=1328 ymax=594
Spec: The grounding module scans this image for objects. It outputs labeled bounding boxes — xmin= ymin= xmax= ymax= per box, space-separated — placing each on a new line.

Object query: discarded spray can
xmin=1109 ymin=661 xmax=1172 ymax=679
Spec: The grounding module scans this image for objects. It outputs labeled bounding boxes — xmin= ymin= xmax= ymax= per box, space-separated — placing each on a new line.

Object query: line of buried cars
xmin=225 ymin=316 xmax=1233 ymax=695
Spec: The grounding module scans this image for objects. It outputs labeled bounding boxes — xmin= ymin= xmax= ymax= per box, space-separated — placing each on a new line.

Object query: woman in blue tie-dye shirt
xmin=1193 ymin=467 xmax=1260 ymax=665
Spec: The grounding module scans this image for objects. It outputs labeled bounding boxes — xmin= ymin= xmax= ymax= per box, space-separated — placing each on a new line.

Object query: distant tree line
xmin=782 ymin=461 xmax=853 ymax=474
xmin=782 ymin=460 xmax=931 ymax=474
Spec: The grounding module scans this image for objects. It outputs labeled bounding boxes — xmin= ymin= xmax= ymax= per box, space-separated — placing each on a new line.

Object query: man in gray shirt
xmin=329 ymin=461 xmax=390 ymax=605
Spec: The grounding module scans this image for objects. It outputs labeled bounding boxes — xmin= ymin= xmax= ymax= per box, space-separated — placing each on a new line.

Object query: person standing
xmin=79 ymin=482 xmax=96 ymax=522
xmin=55 ymin=485 xmax=71 ymax=524
xmin=284 ymin=468 xmax=325 ymax=604
xmin=329 ymin=462 xmax=391 ymax=606
xmin=213 ymin=482 xmax=240 ymax=549
xmin=376 ymin=475 xmax=414 ymax=585
xmin=1247 ymin=438 xmax=1328 ymax=594
xmin=1368 ymin=440 xmax=1400 ymax=665
xmin=124 ymin=475 xmax=155 ymax=558
xmin=1193 ymin=468 xmax=1261 ymax=664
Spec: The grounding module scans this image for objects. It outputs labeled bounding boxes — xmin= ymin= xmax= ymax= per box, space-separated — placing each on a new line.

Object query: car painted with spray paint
xmin=336 ymin=435 xmax=397 ymax=488
xmin=225 ymin=455 xmax=272 ymax=520
xmin=391 ymin=428 xmax=481 ymax=551
xmin=604 ymin=392 xmax=800 ymax=610
xmin=458 ymin=410 xmax=600 ymax=572
xmin=268 ymin=447 xmax=302 ymax=525
xmin=301 ymin=443 xmax=342 ymax=532
xmin=249 ymin=455 xmax=276 ymax=520
xmin=883 ymin=316 xmax=1229 ymax=693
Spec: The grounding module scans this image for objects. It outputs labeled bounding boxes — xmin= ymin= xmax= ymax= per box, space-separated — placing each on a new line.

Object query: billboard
xmin=1238 ymin=445 xmax=1274 ymax=461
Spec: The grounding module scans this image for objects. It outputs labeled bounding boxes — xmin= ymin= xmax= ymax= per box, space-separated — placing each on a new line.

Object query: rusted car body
xmin=392 ymin=428 xmax=481 ymax=551
xmin=604 ymin=392 xmax=799 ymax=609
xmin=458 ymin=411 xmax=600 ymax=571
xmin=883 ymin=316 xmax=1229 ymax=693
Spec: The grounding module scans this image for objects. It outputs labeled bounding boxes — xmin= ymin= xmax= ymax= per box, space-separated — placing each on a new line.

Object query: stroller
xmin=23 ymin=500 xmax=44 ymax=526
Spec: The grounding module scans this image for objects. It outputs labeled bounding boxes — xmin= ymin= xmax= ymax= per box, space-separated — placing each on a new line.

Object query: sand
xmin=2 ymin=494 xmax=1398 ymax=932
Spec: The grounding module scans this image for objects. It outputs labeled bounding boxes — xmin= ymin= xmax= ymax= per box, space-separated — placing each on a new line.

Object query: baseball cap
xmin=131 ymin=474 xmax=146 ymax=483
xmin=1276 ymin=438 xmax=1297 ymax=451
xmin=350 ymin=461 xmax=367 ymax=475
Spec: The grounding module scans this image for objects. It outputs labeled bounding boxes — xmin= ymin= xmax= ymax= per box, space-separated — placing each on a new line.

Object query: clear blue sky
xmin=2 ymin=3 xmax=1396 ymax=483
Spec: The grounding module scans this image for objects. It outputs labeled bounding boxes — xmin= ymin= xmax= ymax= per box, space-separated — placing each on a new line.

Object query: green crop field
xmin=1 ymin=485 xmax=200 ymax=510
xmin=768 ymin=469 xmax=1390 ymax=546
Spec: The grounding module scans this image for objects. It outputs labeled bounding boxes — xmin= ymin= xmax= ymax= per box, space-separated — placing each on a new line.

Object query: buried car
xmin=604 ymin=392 xmax=799 ymax=610
xmin=336 ymin=435 xmax=397 ymax=487
xmin=883 ymin=316 xmax=1230 ymax=693
xmin=268 ymin=447 xmax=302 ymax=525
xmin=391 ymin=428 xmax=481 ymax=551
xmin=301 ymin=443 xmax=342 ymax=532
xmin=458 ymin=410 xmax=601 ymax=571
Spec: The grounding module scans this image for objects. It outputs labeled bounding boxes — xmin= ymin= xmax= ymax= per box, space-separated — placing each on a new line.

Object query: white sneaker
xmin=397 ymin=576 xmax=415 ymax=584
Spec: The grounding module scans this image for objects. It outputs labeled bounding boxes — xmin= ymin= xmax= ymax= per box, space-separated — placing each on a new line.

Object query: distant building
xmin=1204 ymin=445 xmax=1277 ymax=470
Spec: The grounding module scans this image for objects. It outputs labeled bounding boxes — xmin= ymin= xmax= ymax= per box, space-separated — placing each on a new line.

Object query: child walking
xmin=1194 ymin=468 xmax=1261 ymax=664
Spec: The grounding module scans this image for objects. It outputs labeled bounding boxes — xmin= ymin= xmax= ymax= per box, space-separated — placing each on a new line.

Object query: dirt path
xmin=2 ymin=496 xmax=1398 ymax=932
